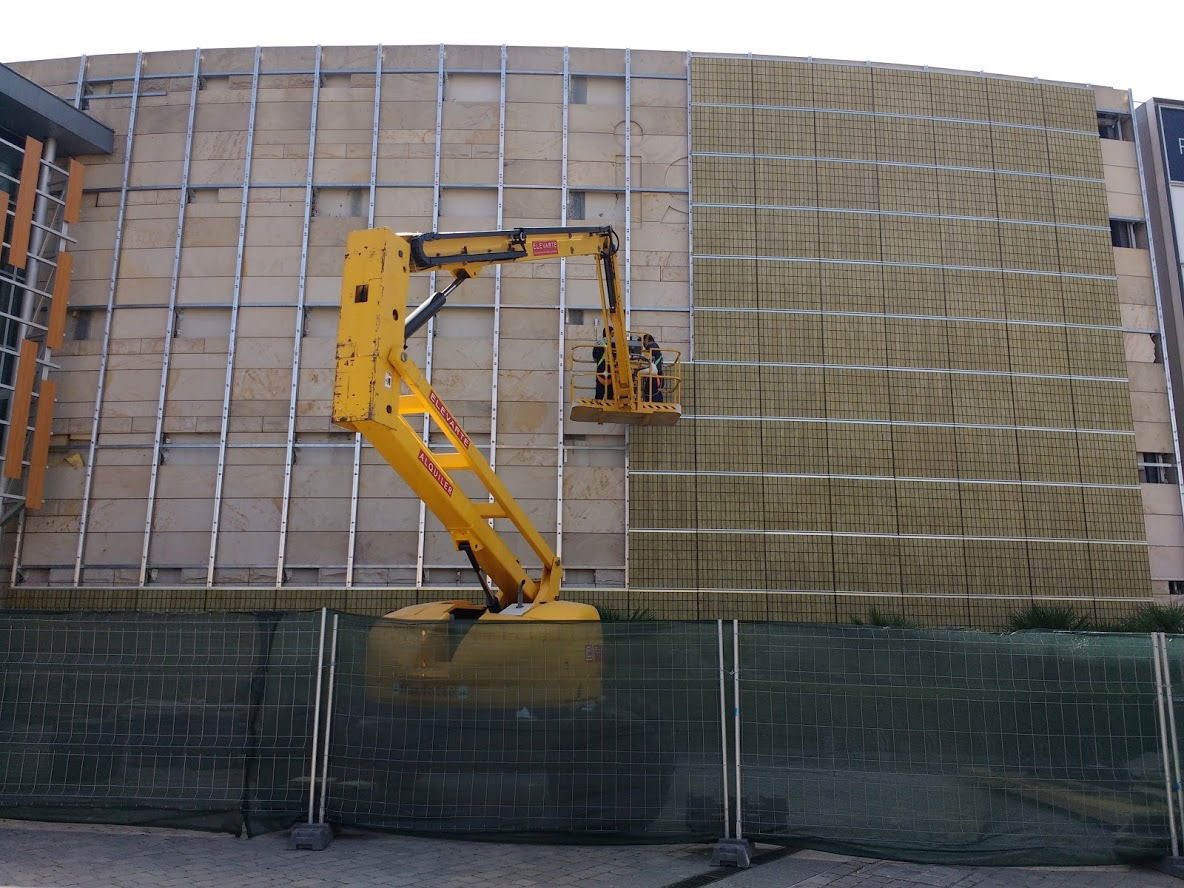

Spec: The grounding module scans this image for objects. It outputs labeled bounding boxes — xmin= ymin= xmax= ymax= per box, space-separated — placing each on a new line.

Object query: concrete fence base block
xmin=288 ymin=823 xmax=333 ymax=851
xmin=709 ymin=837 xmax=751 ymax=868
xmin=1158 ymin=857 xmax=1184 ymax=880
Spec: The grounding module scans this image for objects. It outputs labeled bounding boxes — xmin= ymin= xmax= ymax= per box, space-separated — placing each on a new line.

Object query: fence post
xmin=710 ymin=618 xmax=750 ymax=868
xmin=1153 ymin=633 xmax=1181 ymax=861
xmin=317 ymin=613 xmax=340 ymax=825
xmin=1157 ymin=633 xmax=1184 ymax=841
xmin=289 ymin=607 xmax=333 ymax=850
xmin=1154 ymin=632 xmax=1184 ymax=877
xmin=716 ymin=619 xmax=730 ymax=840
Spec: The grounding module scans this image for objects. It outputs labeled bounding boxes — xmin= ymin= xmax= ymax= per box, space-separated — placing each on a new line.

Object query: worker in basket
xmin=640 ymin=333 xmax=664 ymax=403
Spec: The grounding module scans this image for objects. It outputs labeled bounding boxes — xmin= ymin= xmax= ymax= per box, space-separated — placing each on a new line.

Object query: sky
xmin=4 ymin=0 xmax=1181 ymax=103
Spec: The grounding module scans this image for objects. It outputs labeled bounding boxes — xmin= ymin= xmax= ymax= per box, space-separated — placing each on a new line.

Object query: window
xmin=1171 ymin=581 xmax=1184 ymax=596
xmin=1139 ymin=452 xmax=1179 ymax=484
xmin=1097 ymin=112 xmax=1133 ymax=141
xmin=567 ymin=190 xmax=586 ymax=221
xmin=71 ymin=310 xmax=91 ymax=341
xmin=1110 ymin=218 xmax=1147 ymax=249
xmin=566 ymin=308 xmax=585 ymax=325
xmin=571 ymin=75 xmax=588 ymax=105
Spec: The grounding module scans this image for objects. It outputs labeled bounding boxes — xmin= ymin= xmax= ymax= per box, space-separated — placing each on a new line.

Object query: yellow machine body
xmin=363 ymin=600 xmax=603 ymax=708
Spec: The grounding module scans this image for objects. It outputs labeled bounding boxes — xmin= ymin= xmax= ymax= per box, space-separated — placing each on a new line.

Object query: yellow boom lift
xmin=333 ymin=226 xmax=679 ymax=703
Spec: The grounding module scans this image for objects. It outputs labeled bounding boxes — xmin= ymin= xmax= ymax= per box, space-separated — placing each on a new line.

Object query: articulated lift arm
xmin=336 ymin=226 xmax=665 ymax=618
xmin=335 ymin=226 xmax=679 ymax=620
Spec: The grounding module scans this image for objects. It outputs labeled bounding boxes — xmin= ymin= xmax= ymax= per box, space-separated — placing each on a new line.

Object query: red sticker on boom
xmin=428 ymin=391 xmax=471 ymax=449
xmin=531 ymin=239 xmax=559 ymax=257
xmin=418 ymin=450 xmax=454 ymax=496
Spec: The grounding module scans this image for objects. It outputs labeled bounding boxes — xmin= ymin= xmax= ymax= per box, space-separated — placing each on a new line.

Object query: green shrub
xmin=1113 ymin=603 xmax=1184 ymax=633
xmin=849 ymin=607 xmax=918 ymax=629
xmin=1004 ymin=603 xmax=1092 ymax=632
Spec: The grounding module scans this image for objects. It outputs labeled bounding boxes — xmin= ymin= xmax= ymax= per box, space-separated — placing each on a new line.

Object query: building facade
xmin=2 ymin=46 xmax=1179 ymax=624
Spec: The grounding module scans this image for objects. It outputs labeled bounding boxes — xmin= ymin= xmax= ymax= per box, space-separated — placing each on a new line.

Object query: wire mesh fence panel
xmin=323 ymin=615 xmax=725 ymax=839
xmin=737 ymin=623 xmax=1168 ymax=865
xmin=0 ymin=611 xmax=317 ymax=834
xmin=242 ymin=611 xmax=323 ymax=835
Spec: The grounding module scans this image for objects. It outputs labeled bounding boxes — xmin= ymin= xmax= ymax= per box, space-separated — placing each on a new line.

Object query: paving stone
xmin=1 ymin=820 xmax=1182 ymax=888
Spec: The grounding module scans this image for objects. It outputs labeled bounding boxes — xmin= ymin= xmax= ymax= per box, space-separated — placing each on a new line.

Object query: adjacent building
xmin=1 ymin=46 xmax=1179 ymax=625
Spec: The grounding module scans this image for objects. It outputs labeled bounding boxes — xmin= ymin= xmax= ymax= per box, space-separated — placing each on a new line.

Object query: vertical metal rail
xmin=9 ymin=510 xmax=25 ymax=588
xmin=622 ymin=48 xmax=633 ymax=587
xmin=317 ymin=612 xmax=340 ymax=824
xmin=207 ymin=47 xmax=262 ymax=587
xmin=276 ymin=45 xmax=323 ymax=589
xmin=488 ymin=45 xmax=507 ymax=481
xmin=716 ymin=619 xmax=731 ymax=839
xmin=415 ymin=44 xmax=445 ymax=591
xmin=732 ymin=618 xmax=743 ymax=841
xmin=72 ymin=56 xmax=87 ymax=109
xmin=139 ymin=48 xmax=201 ymax=586
xmin=685 ymin=51 xmax=695 ymax=363
xmin=16 ymin=137 xmax=57 ymax=341
xmin=1154 ymin=632 xmax=1181 ymax=857
xmin=623 ymin=48 xmax=633 ymax=330
xmin=1161 ymin=632 xmax=1184 ymax=840
xmin=1130 ymin=90 xmax=1184 ymax=525
xmin=306 ymin=607 xmax=328 ymax=824
xmin=346 ymin=45 xmax=383 ymax=589
xmin=73 ymin=51 xmax=143 ymax=586
xmin=556 ymin=48 xmax=570 ymax=561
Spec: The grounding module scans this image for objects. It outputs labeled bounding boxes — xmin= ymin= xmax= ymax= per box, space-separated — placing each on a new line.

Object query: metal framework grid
xmin=8 ymin=46 xmax=692 ymax=603
xmin=0 ymin=125 xmax=79 ymax=527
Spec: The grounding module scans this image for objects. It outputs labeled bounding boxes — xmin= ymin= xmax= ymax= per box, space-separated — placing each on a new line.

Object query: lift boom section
xmin=334 ymin=226 xmax=675 ymax=616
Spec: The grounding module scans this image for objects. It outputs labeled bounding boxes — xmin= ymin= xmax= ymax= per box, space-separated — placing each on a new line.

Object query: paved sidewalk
xmin=0 ymin=819 xmax=1179 ymax=888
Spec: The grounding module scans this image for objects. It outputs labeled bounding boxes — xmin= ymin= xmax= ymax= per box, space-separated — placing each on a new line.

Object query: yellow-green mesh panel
xmin=893 ymin=425 xmax=959 ymax=478
xmin=692 ymin=104 xmax=754 ymax=153
xmin=897 ymin=481 xmax=962 ymax=535
xmin=755 ymin=109 xmax=815 ymax=156
xmin=957 ymin=428 xmax=1021 ymax=480
xmin=1077 ymin=434 xmax=1139 ymax=484
xmin=1062 ymin=278 xmax=1121 ymax=327
xmin=933 ymin=119 xmax=993 ymax=168
xmin=830 ymin=478 xmax=897 ymax=534
xmin=1003 ymin=273 xmax=1065 ymax=323
xmin=756 ymin=157 xmax=817 ymax=206
xmin=833 ymin=536 xmax=900 ymax=593
xmin=876 ymin=116 xmax=936 ymax=165
xmin=871 ymin=67 xmax=934 ymax=116
xmin=763 ymin=477 xmax=831 ymax=530
xmin=691 ymin=56 xmax=752 ymax=103
xmin=1047 ymin=131 xmax=1105 ymax=179
xmin=986 ymin=78 xmax=1047 ymax=127
xmin=811 ymin=64 xmax=874 ymax=111
xmin=752 ymin=59 xmax=812 ymax=107
xmin=1051 ymin=178 xmax=1109 ymax=227
xmin=765 ymin=535 xmax=834 ymax=591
